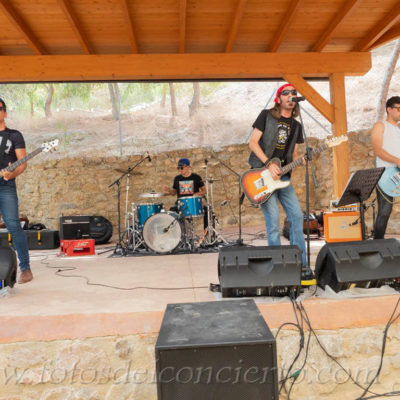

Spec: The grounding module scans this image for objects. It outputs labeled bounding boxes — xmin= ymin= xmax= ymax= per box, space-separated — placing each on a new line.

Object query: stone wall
xmin=15 ymin=130 xmax=399 ymax=236
xmin=1 ymin=325 xmax=399 ymax=399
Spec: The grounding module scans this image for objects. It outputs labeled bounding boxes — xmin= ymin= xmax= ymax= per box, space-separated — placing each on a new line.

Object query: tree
xmin=108 ymin=82 xmax=119 ymax=120
xmin=189 ymin=82 xmax=200 ymax=117
xmin=45 ymin=84 xmax=54 ymax=118
xmin=168 ymin=82 xmax=177 ymax=116
xmin=161 ymin=83 xmax=167 ymax=108
xmin=376 ymin=39 xmax=400 ymax=121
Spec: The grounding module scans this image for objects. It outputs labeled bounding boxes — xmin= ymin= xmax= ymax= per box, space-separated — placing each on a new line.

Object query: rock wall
xmin=15 ymin=130 xmax=399 ymax=236
xmin=1 ymin=325 xmax=399 ymax=399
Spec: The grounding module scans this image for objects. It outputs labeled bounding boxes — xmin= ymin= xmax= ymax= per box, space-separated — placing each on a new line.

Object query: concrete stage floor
xmin=1 ymin=228 xmax=399 ymax=344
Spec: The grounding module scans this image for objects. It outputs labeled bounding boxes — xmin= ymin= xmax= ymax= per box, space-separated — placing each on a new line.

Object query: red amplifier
xmin=60 ymin=239 xmax=95 ymax=257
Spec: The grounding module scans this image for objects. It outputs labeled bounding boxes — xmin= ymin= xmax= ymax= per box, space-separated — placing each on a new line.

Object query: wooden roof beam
xmin=269 ymin=0 xmax=303 ymax=52
xmin=119 ymin=0 xmax=138 ymax=53
xmin=312 ymin=0 xmax=361 ymax=52
xmin=57 ymin=0 xmax=93 ymax=55
xmin=355 ymin=3 xmax=400 ymax=51
xmin=179 ymin=0 xmax=187 ymax=53
xmin=0 ymin=0 xmax=45 ymax=55
xmin=225 ymin=0 xmax=247 ymax=53
xmin=0 ymin=52 xmax=371 ymax=82
xmin=368 ymin=24 xmax=400 ymax=51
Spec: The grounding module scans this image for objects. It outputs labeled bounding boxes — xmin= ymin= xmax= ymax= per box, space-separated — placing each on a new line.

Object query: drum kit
xmin=120 ymin=160 xmax=227 ymax=255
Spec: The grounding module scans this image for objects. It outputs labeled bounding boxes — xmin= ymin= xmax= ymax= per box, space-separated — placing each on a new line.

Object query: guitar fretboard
xmin=280 ymin=143 xmax=328 ymax=175
xmin=5 ymin=147 xmax=43 ymax=172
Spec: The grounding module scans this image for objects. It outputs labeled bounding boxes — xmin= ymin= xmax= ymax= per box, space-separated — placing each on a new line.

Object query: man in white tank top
xmin=371 ymin=96 xmax=400 ymax=239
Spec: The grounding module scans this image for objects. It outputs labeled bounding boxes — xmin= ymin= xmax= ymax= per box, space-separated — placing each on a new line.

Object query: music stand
xmin=335 ymin=167 xmax=385 ymax=240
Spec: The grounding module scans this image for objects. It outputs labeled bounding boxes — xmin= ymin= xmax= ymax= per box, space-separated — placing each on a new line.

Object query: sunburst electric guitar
xmin=1 ymin=139 xmax=59 ymax=174
xmin=241 ymin=135 xmax=348 ymax=205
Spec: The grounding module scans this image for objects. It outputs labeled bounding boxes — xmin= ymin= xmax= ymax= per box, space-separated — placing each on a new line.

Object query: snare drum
xmin=137 ymin=203 xmax=163 ymax=229
xmin=178 ymin=196 xmax=203 ymax=217
xmin=142 ymin=212 xmax=184 ymax=254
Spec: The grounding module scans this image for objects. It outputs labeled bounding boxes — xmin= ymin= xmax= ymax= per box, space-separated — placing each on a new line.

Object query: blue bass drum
xmin=137 ymin=203 xmax=163 ymax=229
xmin=178 ymin=196 xmax=203 ymax=217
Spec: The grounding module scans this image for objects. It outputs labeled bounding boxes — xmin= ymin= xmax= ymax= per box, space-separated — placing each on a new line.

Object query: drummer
xmin=163 ymin=158 xmax=206 ymax=201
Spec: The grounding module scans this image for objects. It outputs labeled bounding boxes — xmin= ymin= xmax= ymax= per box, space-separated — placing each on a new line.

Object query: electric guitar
xmin=241 ymin=135 xmax=348 ymax=205
xmin=377 ymin=167 xmax=400 ymax=197
xmin=1 ymin=139 xmax=59 ymax=174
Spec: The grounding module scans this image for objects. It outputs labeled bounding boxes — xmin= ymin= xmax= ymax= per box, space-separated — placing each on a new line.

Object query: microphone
xmin=146 ymin=151 xmax=152 ymax=162
xmin=290 ymin=96 xmax=305 ymax=102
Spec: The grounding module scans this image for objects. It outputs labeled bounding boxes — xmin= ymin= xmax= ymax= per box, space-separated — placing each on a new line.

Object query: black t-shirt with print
xmin=252 ymin=110 xmax=304 ymax=166
xmin=0 ymin=128 xmax=26 ymax=170
xmin=173 ymin=173 xmax=204 ymax=198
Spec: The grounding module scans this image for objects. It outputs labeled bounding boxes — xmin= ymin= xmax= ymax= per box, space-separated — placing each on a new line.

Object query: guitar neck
xmin=280 ymin=143 xmax=328 ymax=175
xmin=6 ymin=147 xmax=43 ymax=172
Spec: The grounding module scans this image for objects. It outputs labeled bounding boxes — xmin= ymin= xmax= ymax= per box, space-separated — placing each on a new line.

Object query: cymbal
xmin=205 ymin=178 xmax=220 ymax=183
xmin=138 ymin=191 xmax=165 ymax=198
xmin=199 ymin=160 xmax=219 ymax=169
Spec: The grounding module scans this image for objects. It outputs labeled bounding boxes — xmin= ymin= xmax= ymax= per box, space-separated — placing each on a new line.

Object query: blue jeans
xmin=0 ymin=179 xmax=30 ymax=271
xmin=260 ymin=176 xmax=306 ymax=267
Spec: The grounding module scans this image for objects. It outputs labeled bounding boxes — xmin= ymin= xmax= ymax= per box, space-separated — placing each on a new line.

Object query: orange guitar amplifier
xmin=60 ymin=239 xmax=95 ymax=256
xmin=323 ymin=212 xmax=362 ymax=243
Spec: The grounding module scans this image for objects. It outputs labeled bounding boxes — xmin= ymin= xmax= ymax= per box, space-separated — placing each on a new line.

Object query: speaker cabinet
xmin=218 ymin=245 xmax=302 ymax=297
xmin=315 ymin=239 xmax=400 ymax=292
xmin=155 ymin=299 xmax=278 ymax=400
xmin=59 ymin=216 xmax=91 ymax=240
xmin=323 ymin=212 xmax=362 ymax=243
xmin=0 ymin=247 xmax=17 ymax=289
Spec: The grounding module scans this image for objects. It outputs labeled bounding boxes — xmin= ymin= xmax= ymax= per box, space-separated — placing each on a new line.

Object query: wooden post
xmin=329 ymin=72 xmax=349 ymax=198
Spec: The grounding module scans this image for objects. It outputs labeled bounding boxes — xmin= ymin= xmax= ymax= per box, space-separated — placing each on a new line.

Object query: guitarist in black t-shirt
xmin=0 ymin=98 xmax=32 ymax=284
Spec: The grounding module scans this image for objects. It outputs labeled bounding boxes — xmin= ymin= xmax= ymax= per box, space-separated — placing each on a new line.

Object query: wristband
xmin=264 ymin=160 xmax=269 ymax=167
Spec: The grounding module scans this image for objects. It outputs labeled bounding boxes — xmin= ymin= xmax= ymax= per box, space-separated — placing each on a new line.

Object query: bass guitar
xmin=241 ymin=135 xmax=348 ymax=205
xmin=377 ymin=167 xmax=400 ymax=197
xmin=1 ymin=139 xmax=59 ymax=174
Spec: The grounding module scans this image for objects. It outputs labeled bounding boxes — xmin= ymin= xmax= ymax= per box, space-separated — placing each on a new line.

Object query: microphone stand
xmin=210 ymin=152 xmax=243 ymax=246
xmin=296 ymin=102 xmax=318 ymax=282
xmin=109 ymin=154 xmax=150 ymax=257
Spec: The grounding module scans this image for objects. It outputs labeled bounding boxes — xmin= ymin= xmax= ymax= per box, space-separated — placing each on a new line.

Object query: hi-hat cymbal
xmin=205 ymin=178 xmax=220 ymax=183
xmin=138 ymin=191 xmax=165 ymax=198
xmin=199 ymin=160 xmax=219 ymax=169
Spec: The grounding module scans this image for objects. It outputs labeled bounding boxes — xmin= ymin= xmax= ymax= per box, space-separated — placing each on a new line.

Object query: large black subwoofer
xmin=0 ymin=247 xmax=17 ymax=288
xmin=315 ymin=239 xmax=400 ymax=292
xmin=155 ymin=299 xmax=278 ymax=400
xmin=218 ymin=245 xmax=302 ymax=297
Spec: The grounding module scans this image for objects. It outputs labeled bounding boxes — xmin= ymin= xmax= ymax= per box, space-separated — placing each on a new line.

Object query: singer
xmin=248 ymin=83 xmax=307 ymax=268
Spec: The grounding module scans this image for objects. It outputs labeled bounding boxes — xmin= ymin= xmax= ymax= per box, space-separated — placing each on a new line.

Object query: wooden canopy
xmin=0 ymin=0 xmax=399 ymax=195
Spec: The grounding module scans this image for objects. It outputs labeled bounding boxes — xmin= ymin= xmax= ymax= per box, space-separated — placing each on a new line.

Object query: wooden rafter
xmin=57 ymin=0 xmax=92 ymax=55
xmin=179 ymin=0 xmax=187 ymax=53
xmin=355 ymin=3 xmax=400 ymax=51
xmin=269 ymin=0 xmax=303 ymax=52
xmin=225 ymin=0 xmax=247 ymax=53
xmin=312 ymin=0 xmax=361 ymax=52
xmin=283 ymin=74 xmax=334 ymax=123
xmin=0 ymin=52 xmax=371 ymax=82
xmin=0 ymin=0 xmax=45 ymax=55
xmin=119 ymin=0 xmax=138 ymax=53
xmin=368 ymin=24 xmax=400 ymax=51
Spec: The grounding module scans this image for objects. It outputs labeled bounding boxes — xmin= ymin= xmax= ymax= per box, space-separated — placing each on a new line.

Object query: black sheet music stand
xmin=335 ymin=167 xmax=385 ymax=240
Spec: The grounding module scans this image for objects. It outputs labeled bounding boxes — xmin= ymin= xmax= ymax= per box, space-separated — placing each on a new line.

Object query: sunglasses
xmin=280 ymin=89 xmax=297 ymax=96
xmin=177 ymin=166 xmax=185 ymax=170
xmin=391 ymin=106 xmax=400 ymax=111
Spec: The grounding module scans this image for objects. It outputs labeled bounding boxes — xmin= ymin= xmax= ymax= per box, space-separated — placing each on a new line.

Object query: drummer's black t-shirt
xmin=173 ymin=173 xmax=204 ymax=198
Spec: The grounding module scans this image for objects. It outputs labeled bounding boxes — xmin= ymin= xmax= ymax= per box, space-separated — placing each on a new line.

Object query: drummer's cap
xmin=178 ymin=158 xmax=190 ymax=167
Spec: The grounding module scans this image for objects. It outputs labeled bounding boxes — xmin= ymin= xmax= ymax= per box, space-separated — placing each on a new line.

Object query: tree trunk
xmin=376 ymin=39 xmax=400 ymax=122
xmin=108 ymin=82 xmax=119 ymax=121
xmin=169 ymin=82 xmax=177 ymax=116
xmin=161 ymin=84 xmax=167 ymax=108
xmin=45 ymin=84 xmax=54 ymax=118
xmin=29 ymin=97 xmax=34 ymax=118
xmin=189 ymin=82 xmax=200 ymax=117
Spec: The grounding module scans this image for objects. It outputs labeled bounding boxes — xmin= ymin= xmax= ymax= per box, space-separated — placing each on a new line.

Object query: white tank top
xmin=376 ymin=120 xmax=400 ymax=168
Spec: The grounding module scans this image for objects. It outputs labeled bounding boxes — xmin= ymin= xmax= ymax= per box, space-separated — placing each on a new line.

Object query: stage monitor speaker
xmin=218 ymin=245 xmax=302 ymax=297
xmin=0 ymin=247 xmax=17 ymax=289
xmin=59 ymin=216 xmax=91 ymax=240
xmin=155 ymin=299 xmax=278 ymax=400
xmin=315 ymin=239 xmax=400 ymax=292
xmin=89 ymin=216 xmax=113 ymax=244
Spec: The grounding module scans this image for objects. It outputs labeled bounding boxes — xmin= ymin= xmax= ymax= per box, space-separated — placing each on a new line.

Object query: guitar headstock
xmin=41 ymin=139 xmax=59 ymax=153
xmin=326 ymin=135 xmax=348 ymax=148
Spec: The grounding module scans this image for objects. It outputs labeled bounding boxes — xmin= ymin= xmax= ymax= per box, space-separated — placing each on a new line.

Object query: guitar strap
xmin=0 ymin=130 xmax=10 ymax=168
